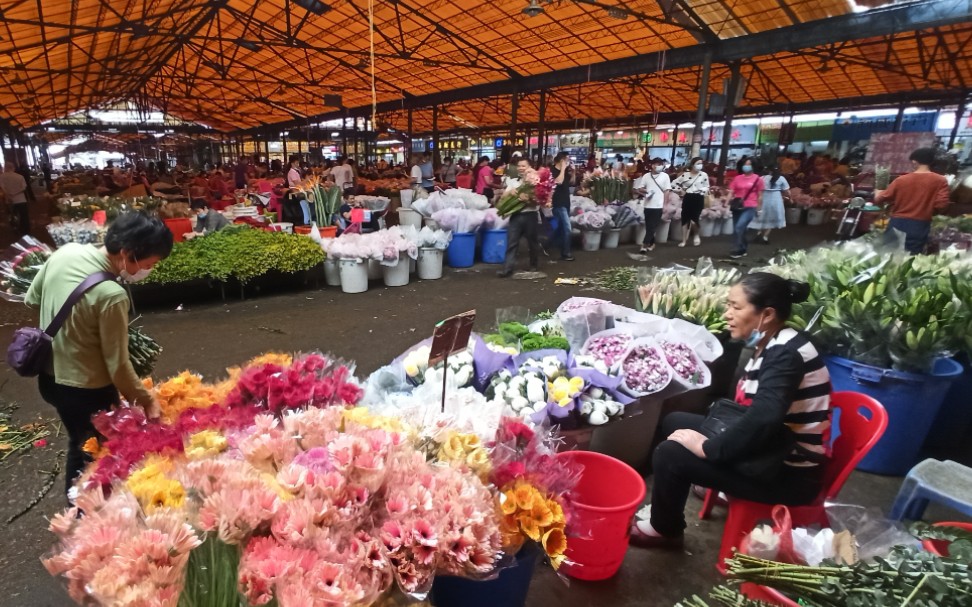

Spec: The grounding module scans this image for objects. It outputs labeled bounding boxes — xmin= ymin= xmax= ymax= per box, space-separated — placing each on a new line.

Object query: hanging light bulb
xmin=522 ymin=0 xmax=544 ymax=17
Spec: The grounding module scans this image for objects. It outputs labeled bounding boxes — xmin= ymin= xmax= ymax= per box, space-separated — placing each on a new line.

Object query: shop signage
xmin=560 ymin=133 xmax=591 ymax=148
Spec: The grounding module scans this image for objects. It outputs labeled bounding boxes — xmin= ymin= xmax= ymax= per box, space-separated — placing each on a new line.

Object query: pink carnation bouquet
xmin=496 ymin=167 xmax=554 ymax=218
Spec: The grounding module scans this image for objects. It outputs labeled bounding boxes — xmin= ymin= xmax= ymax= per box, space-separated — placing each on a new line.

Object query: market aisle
xmin=1 ymin=223 xmax=948 ymax=607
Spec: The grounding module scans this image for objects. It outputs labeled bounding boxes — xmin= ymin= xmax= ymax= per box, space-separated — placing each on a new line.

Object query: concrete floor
xmin=0 ymin=222 xmax=969 ymax=606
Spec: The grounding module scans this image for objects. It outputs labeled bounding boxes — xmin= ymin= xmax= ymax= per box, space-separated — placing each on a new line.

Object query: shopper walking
xmin=630 ymin=273 xmax=830 ymax=549
xmin=331 ymin=156 xmax=355 ymax=193
xmin=420 ymin=154 xmax=435 ymax=193
xmin=474 ymin=156 xmax=493 ymax=200
xmin=1 ymin=162 xmax=30 ymax=235
xmin=551 ymin=152 xmax=574 ymax=261
xmin=25 ymin=212 xmax=173 ymax=498
xmin=671 ymin=157 xmax=709 ymax=248
xmin=750 ymin=167 xmax=790 ymax=245
xmin=634 ymin=158 xmax=671 ymax=253
xmin=874 ymin=147 xmax=951 ymax=254
xmin=728 ymin=158 xmax=765 ymax=259
xmin=439 ymin=156 xmax=458 ymax=188
xmin=498 ymin=157 xmax=541 ymax=277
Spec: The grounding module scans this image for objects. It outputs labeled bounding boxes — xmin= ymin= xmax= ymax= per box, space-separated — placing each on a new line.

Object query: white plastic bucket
xmin=397 ymin=208 xmax=423 ymax=229
xmin=324 ymin=258 xmax=341 ymax=286
xmin=581 ymin=230 xmax=602 ymax=251
xmin=655 ymin=220 xmax=670 ymax=244
xmin=785 ymin=207 xmax=803 ymax=225
xmin=721 ymin=217 xmax=734 ymax=235
xmin=669 ymin=221 xmax=683 ymax=243
xmin=602 ymin=228 xmax=622 ymax=249
xmin=807 ymin=208 xmax=827 ymax=225
xmin=410 ymin=257 xmax=417 ymax=273
xmin=417 ymin=247 xmax=444 ymax=279
xmin=699 ymin=218 xmax=716 ymax=237
xmin=399 ymin=188 xmax=414 ymax=208
xmin=383 ymin=254 xmax=410 ymax=287
xmin=367 ymin=258 xmax=382 ymax=280
xmin=339 ymin=259 xmax=368 ymax=294
xmin=619 ymin=225 xmax=635 ymax=244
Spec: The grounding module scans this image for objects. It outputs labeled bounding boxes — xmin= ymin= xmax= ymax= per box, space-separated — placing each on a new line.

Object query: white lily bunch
xmin=578 ymin=387 xmax=624 ymax=426
xmin=489 ymin=369 xmax=547 ymax=420
xmin=422 ymin=349 xmax=474 ymax=388
xmin=572 ymin=354 xmax=613 ymax=376
xmin=403 ymin=345 xmax=431 ymax=382
xmin=519 ymin=355 xmax=565 ymax=380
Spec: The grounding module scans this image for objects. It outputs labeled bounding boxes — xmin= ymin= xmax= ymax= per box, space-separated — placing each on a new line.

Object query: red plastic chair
xmin=707 ymin=391 xmax=888 ymax=574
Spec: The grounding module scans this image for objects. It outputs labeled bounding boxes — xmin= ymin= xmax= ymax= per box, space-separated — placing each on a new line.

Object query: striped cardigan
xmin=704 ymin=328 xmax=831 ymax=469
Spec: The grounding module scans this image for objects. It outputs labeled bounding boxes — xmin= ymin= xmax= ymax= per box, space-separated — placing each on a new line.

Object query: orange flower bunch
xmin=151 ymin=372 xmax=221 ymax=423
xmin=499 ymin=480 xmax=568 ymax=568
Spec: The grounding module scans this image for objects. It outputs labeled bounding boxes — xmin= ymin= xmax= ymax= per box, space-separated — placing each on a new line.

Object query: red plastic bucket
xmin=555 ymin=451 xmax=646 ymax=580
xmin=922 ymin=522 xmax=972 ymax=557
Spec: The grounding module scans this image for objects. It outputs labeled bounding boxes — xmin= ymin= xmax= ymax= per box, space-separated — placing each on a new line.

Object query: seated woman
xmin=338 ymin=195 xmax=380 ymax=233
xmin=631 ymin=272 xmax=831 ymax=549
xmin=191 ymin=201 xmax=230 ymax=234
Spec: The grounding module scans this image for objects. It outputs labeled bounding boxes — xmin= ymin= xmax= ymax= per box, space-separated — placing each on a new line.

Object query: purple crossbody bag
xmin=6 ymin=271 xmax=116 ymax=377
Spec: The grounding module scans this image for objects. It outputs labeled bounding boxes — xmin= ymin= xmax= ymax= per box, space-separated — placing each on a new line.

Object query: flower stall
xmin=1 ymin=237 xmax=163 ymax=378
xmin=760 ymin=242 xmax=972 ymax=474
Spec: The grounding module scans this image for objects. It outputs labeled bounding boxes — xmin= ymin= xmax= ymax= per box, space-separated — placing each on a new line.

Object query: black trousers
xmin=643 ymin=208 xmax=663 ymax=246
xmin=38 ymin=374 xmax=119 ymax=497
xmin=504 ymin=211 xmax=540 ymax=272
xmin=649 ymin=412 xmax=823 ymax=537
xmin=10 ymin=202 xmax=28 ymax=235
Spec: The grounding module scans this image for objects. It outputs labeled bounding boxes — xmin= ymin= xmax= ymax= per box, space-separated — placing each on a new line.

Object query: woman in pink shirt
xmin=474 ymin=156 xmax=494 ymax=200
xmin=728 ymin=158 xmax=765 ymax=259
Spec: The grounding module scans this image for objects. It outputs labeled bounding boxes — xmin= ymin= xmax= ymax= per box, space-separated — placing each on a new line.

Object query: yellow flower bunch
xmin=126 ymin=455 xmax=186 ymax=512
xmin=184 ymin=430 xmax=228 ymax=460
xmin=499 ymin=480 xmax=568 ymax=568
xmin=343 ymin=407 xmax=410 ymax=435
xmin=436 ymin=431 xmax=491 ymax=479
xmin=548 ymin=376 xmax=584 ymax=408
xmin=152 ymin=371 xmax=221 ymax=423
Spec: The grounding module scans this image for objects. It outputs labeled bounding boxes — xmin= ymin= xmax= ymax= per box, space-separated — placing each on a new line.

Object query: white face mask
xmin=120 ymin=255 xmax=151 ymax=283
xmin=694 ymin=163 xmax=703 ymax=171
xmin=652 ymin=165 xmax=664 ymax=173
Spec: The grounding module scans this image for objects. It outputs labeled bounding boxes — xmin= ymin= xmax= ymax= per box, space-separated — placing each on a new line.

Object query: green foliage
xmin=178 ymin=536 xmax=243 ymax=607
xmin=592 ymin=266 xmax=639 ymax=292
xmin=763 ymin=246 xmax=972 ymax=372
xmin=146 ymin=226 xmax=325 ymax=285
xmin=932 ymin=215 xmax=972 ymax=234
xmin=521 ymin=334 xmax=570 ymax=351
xmin=128 ymin=324 xmax=161 ymax=379
xmin=57 ymin=196 xmax=165 ymax=221
xmin=726 ymin=547 xmax=972 ymax=607
xmin=485 ymin=321 xmax=569 ymax=352
xmin=589 ymin=176 xmax=632 ymax=204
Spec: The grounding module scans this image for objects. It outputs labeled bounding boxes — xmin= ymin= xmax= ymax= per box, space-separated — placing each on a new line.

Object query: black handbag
xmin=7 ymin=272 xmax=116 ymax=377
xmin=730 ymin=179 xmax=760 ymax=213
xmin=700 ymin=399 xmax=794 ymax=481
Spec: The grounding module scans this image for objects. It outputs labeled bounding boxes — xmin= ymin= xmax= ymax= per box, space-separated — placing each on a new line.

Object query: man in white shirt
xmin=633 ymin=158 xmax=671 ymax=253
xmin=331 ymin=157 xmax=354 ymax=192
xmin=1 ymin=163 xmax=29 ymax=235
xmin=410 ymin=154 xmax=425 ymax=191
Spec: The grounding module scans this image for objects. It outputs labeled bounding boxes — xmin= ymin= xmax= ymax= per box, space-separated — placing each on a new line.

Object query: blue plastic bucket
xmin=925 ymin=354 xmax=972 ymax=449
xmin=430 ymin=544 xmax=539 ymax=607
xmin=446 ymin=232 xmax=476 ymax=268
xmin=825 ymin=355 xmax=962 ymax=475
xmin=481 ymin=229 xmax=507 ymax=264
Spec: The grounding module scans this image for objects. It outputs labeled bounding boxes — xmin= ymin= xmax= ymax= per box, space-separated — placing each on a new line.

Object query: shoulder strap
xmin=744 ymin=177 xmax=760 ymax=199
xmin=45 ymin=271 xmax=117 ymax=338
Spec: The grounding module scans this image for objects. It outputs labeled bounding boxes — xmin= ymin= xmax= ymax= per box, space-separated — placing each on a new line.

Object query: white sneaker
xmin=677 ymin=242 xmax=686 ymax=248
xmin=693 ymin=235 xmax=701 ymax=246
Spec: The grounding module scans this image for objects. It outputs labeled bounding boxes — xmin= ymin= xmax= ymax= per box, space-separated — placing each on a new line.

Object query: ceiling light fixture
xmin=236 ymin=39 xmax=261 ymax=51
xmin=522 ymin=0 xmax=544 ymax=17
xmin=605 ymin=7 xmax=627 ymax=20
xmin=293 ymin=0 xmax=331 ymax=16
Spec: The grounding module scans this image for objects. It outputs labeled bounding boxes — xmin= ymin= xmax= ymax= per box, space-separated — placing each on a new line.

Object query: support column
xmin=538 ymin=89 xmax=547 ymax=163
xmin=508 ymin=92 xmax=519 ymax=163
xmin=948 ymin=94 xmax=968 ymax=149
xmin=342 ymin=113 xmax=349 ymax=157
xmin=282 ymin=134 xmax=288 ymax=161
xmin=432 ymin=105 xmax=440 ymax=166
xmin=893 ymin=103 xmax=906 ymax=132
xmin=717 ymin=62 xmax=742 ymax=185
xmin=668 ymin=125 xmax=677 ymax=164
xmin=407 ymin=108 xmax=414 ymax=161
xmin=691 ymin=51 xmax=713 ymax=159
xmin=352 ymin=118 xmax=359 ymax=161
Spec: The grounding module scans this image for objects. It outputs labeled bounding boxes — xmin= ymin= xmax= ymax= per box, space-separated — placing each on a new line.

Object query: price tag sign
xmin=429 ymin=310 xmax=476 ymax=367
xmin=350 ymin=208 xmax=372 ymax=223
